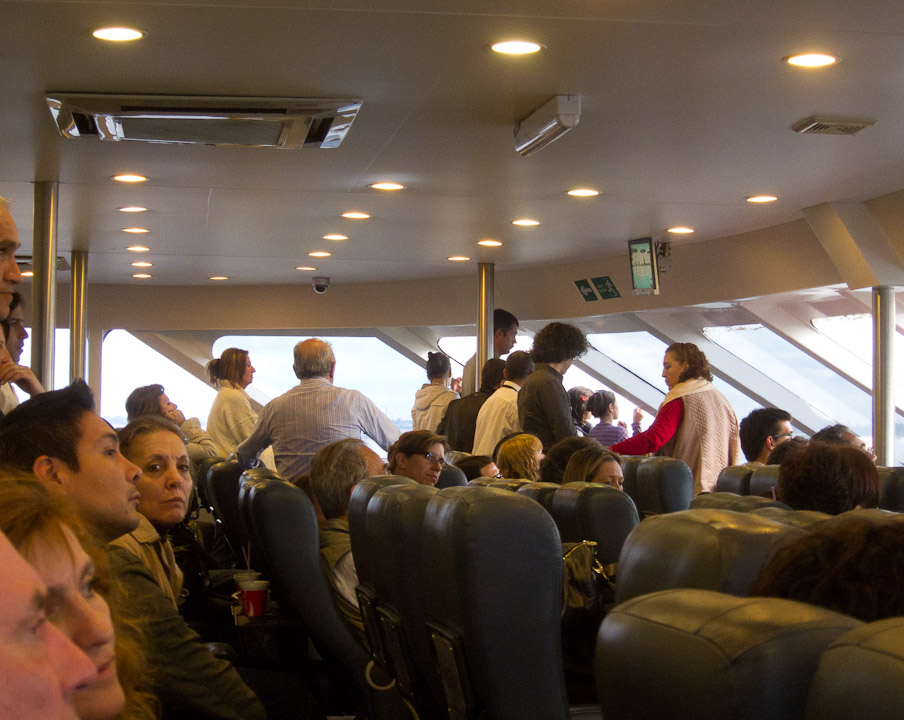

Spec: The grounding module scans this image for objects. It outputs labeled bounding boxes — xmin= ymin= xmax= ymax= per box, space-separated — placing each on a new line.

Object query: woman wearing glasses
xmin=387 ymin=430 xmax=449 ymax=486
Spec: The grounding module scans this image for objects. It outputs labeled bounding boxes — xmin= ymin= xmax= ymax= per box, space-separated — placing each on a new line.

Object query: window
xmin=17 ymin=329 xmax=70 ymax=394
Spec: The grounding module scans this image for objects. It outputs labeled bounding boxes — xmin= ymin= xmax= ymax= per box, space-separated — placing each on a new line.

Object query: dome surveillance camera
xmin=312 ymin=276 xmax=330 ymax=294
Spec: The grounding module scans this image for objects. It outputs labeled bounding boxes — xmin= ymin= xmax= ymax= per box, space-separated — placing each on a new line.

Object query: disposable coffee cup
xmin=239 ymin=580 xmax=270 ymax=617
xmin=233 ymin=570 xmax=261 ymax=592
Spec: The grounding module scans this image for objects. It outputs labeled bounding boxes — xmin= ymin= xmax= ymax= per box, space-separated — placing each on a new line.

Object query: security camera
xmin=312 ymin=276 xmax=330 ymax=294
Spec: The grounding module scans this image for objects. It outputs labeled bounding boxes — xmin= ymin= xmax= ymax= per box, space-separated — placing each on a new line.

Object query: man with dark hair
xmin=811 ymin=423 xmax=868 ymax=450
xmin=461 ymin=308 xmax=519 ymax=396
xmin=237 ymin=338 xmax=399 ymax=480
xmin=472 ymin=350 xmax=535 ymax=456
xmin=739 ymin=407 xmax=793 ymax=464
xmin=438 ymin=358 xmax=505 ymax=451
xmin=0 ymin=381 xmax=272 ymax=720
xmin=518 ymin=322 xmax=590 ymax=451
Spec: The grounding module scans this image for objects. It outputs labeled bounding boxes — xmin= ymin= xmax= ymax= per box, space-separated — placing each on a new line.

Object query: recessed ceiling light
xmin=309 ymin=251 xmax=331 ymax=257
xmin=667 ymin=226 xmax=694 ymax=234
xmin=132 ymin=273 xmax=152 ymax=279
xmin=130 ymin=261 xmax=152 ymax=267
xmin=322 ymin=234 xmax=348 ymax=241
xmin=746 ymin=195 xmax=778 ymax=203
xmin=126 ymin=245 xmax=150 ymax=252
xmin=567 ymin=188 xmax=600 ymax=197
xmin=122 ymin=227 xmax=149 ymax=233
xmin=296 ymin=266 xmax=316 ymax=271
xmin=92 ymin=27 xmax=144 ymax=42
xmin=478 ymin=239 xmax=503 ymax=247
xmin=22 ymin=271 xmax=34 ymax=278
xmin=492 ymin=40 xmax=543 ymax=55
xmin=448 ymin=256 xmax=470 ymax=262
xmin=512 ymin=219 xmax=540 ymax=226
xmin=341 ymin=211 xmax=370 ymax=219
xmin=118 ymin=206 xmax=147 ymax=213
xmin=209 ymin=276 xmax=228 ymax=281
xmin=369 ymin=182 xmax=405 ymax=191
xmin=113 ymin=174 xmax=147 ymax=183
xmin=785 ymin=53 xmax=837 ymax=67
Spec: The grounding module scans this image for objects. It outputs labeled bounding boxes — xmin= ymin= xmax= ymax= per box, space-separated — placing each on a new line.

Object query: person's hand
xmin=0 ymin=360 xmax=45 ymax=396
xmin=164 ymin=408 xmax=187 ymax=425
xmin=633 ymin=407 xmax=644 ymax=424
xmin=451 ymin=376 xmax=462 ymax=394
xmin=617 ymin=421 xmax=627 ymax=429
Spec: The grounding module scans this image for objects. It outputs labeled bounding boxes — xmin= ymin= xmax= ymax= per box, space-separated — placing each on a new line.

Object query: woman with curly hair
xmin=610 ymin=342 xmax=739 ymax=494
xmin=496 ymin=433 xmax=544 ymax=482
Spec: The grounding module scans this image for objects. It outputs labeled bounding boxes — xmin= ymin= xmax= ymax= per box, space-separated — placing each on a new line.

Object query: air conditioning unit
xmin=45 ymin=93 xmax=362 ymax=149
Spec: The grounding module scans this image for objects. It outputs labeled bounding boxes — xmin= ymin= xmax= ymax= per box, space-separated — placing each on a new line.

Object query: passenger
xmin=454 ymin=455 xmax=501 ymax=481
xmin=412 ymin=351 xmax=459 ymax=432
xmin=387 ymin=430 xmax=448 ymax=486
xmin=0 ymin=380 xmax=270 ymax=720
xmin=811 ymin=423 xmax=874 ymax=459
xmin=752 ymin=515 xmax=904 ymax=622
xmin=586 ymin=389 xmax=642 ymax=447
xmin=0 ymin=523 xmax=97 ymax=720
xmin=1 ymin=291 xmax=44 ymax=413
xmin=0 ymin=197 xmax=23 ymax=321
xmin=518 ymin=322 xmax=590 ymax=451
xmin=460 ymin=308 xmax=519 ymax=396
xmin=472 ymin=350 xmax=534 ymax=456
xmin=766 ymin=436 xmax=808 ymax=465
xmin=496 ymin=433 xmax=544 ymax=482
xmin=539 ymin=436 xmax=601 ymax=484
xmin=205 ymin=348 xmax=259 ymax=457
xmin=609 ymin=342 xmax=740 ymax=495
xmin=0 ymin=474 xmax=156 ymax=720
xmin=562 ymin=446 xmax=624 ymax=489
xmin=237 ymin=339 xmax=399 ymax=482
xmin=125 ymin=384 xmax=218 ymax=478
xmin=777 ymin=441 xmax=879 ymax=515
xmin=438 ymin=358 xmax=505 ymax=451
xmin=113 ymin=417 xmax=192 ymax=607
xmin=739 ymin=407 xmax=793 ymax=464
xmin=567 ymin=386 xmax=593 ymax=433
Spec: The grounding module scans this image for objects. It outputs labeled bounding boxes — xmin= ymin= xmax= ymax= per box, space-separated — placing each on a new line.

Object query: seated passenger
xmin=438 ymin=358 xmax=505 ymax=451
xmin=811 ymin=423 xmax=875 ymax=460
xmin=411 ymin=351 xmax=458 ymax=432
xmin=562 ymin=446 xmax=624 ymax=489
xmin=0 ymin=291 xmax=44 ymax=414
xmin=0 ymin=473 xmax=156 ymax=720
xmin=777 ymin=441 xmax=879 ymax=515
xmin=587 ymin=389 xmax=642 ymax=446
xmin=739 ymin=407 xmax=793 ymax=464
xmin=752 ymin=515 xmax=904 ymax=621
xmin=497 ymin=433 xmax=544 ymax=482
xmin=539 ymin=436 xmax=601 ymax=484
xmin=766 ymin=436 xmax=808 ymax=465
xmin=454 ymin=455 xmax=501 ymax=481
xmin=125 ymin=384 xmax=218 ymax=478
xmin=387 ymin=430 xmax=449 ymax=486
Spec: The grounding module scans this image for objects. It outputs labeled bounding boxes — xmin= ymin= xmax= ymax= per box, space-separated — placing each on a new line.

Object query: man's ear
xmin=32 ymin=455 xmax=66 ymax=486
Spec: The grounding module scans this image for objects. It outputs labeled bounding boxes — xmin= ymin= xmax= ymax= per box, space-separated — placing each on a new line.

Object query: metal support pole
xmin=477 ymin=263 xmax=495 ymax=390
xmin=70 ymin=250 xmax=88 ymax=381
xmin=872 ymin=286 xmax=895 ymax=465
xmin=31 ymin=181 xmax=58 ymax=389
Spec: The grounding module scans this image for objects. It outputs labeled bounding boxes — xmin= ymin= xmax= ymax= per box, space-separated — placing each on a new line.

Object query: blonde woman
xmin=497 ymin=433 xmax=544 ymax=482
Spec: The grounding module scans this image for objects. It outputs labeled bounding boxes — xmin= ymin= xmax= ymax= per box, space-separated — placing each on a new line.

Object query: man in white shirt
xmin=237 ymin=339 xmax=400 ymax=481
xmin=472 ymin=351 xmax=534 ymax=456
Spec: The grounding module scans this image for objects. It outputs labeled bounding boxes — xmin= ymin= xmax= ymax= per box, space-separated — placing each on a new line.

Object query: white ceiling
xmin=3 ymin=0 xmax=904 ymax=286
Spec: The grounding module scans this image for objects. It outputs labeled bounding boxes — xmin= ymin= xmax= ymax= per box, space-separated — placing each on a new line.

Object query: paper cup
xmin=239 ymin=580 xmax=270 ymax=617
xmin=233 ymin=571 xmax=262 ymax=592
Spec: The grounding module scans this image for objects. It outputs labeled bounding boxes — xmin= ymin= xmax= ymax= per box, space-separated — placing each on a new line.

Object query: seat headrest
xmin=691 ymin=491 xmax=790 ymax=512
xmin=635 ymin=457 xmax=693 ymax=515
xmin=550 ymin=481 xmax=639 ymax=565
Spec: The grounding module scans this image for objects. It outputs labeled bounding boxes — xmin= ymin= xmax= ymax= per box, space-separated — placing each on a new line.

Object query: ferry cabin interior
xmin=3 ymin=0 xmax=904 ymax=461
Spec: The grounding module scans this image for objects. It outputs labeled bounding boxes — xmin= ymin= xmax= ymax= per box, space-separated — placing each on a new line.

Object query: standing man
xmin=1 ymin=292 xmax=45 ymax=413
xmin=237 ymin=338 xmax=400 ymax=481
xmin=0 ymin=198 xmax=23 ymax=320
xmin=438 ymin=358 xmax=505 ymax=452
xmin=518 ymin=322 xmax=589 ymax=452
xmin=472 ymin=350 xmax=534 ymax=456
xmin=461 ymin=308 xmax=519 ymax=396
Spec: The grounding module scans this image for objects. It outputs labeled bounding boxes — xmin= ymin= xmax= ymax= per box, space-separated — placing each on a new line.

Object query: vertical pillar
xmin=70 ymin=250 xmax=88 ymax=381
xmin=477 ymin=263 xmax=495 ymax=390
xmin=872 ymin=286 xmax=895 ymax=465
xmin=31 ymin=181 xmax=58 ymax=389
xmin=87 ymin=326 xmax=104 ymax=408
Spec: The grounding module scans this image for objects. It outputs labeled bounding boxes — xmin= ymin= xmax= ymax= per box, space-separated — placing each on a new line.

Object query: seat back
xmin=749 ymin=464 xmax=780 ymax=498
xmin=246 ymin=478 xmax=408 ymax=719
xmin=620 ymin=456 xmax=643 ymax=504
xmin=806 ymin=618 xmax=904 ymax=720
xmin=749 ymin=506 xmax=832 ymax=529
xmin=237 ymin=467 xmax=282 ymax=577
xmin=550 ymin=482 xmax=640 ymax=566
xmin=596 ymin=589 xmax=862 ymax=720
xmin=436 ymin=464 xmax=468 ymax=488
xmin=633 ymin=457 xmax=693 ymax=517
xmin=348 ymin=475 xmax=419 ymax=565
xmin=422 ymin=486 xmax=570 ymax=720
xmin=714 ymin=464 xmax=755 ymax=495
xmin=615 ymin=509 xmax=806 ymax=604
xmin=467 ymin=477 xmax=494 ymax=487
xmin=488 ymin=478 xmax=531 ymax=492
xmin=516 ymin=481 xmax=561 ymax=510
xmin=691 ymin=492 xmax=790 ymax=512
xmin=195 ymin=455 xmax=225 ymax=511
xmin=877 ymin=466 xmax=904 ymax=512
xmin=206 ymin=461 xmax=247 ymax=554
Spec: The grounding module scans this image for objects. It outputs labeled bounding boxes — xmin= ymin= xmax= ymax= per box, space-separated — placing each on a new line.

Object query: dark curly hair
xmin=530 ymin=322 xmax=589 ymax=364
xmin=666 ymin=342 xmax=713 ymax=383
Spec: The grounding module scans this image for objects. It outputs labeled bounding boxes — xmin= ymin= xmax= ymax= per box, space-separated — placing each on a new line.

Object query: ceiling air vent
xmin=45 ymin=93 xmax=362 ymax=149
xmin=792 ymin=116 xmax=877 ymax=136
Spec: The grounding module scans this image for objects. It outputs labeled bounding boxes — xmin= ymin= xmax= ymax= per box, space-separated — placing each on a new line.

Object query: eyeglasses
xmin=418 ymin=451 xmax=447 ymax=468
xmin=770 ymin=432 xmax=793 ymax=441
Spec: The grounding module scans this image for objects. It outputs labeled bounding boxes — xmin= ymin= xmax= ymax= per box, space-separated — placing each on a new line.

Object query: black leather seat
xmin=615 ymin=509 xmax=806 ymax=604
xmin=714 ymin=463 xmax=755 ymax=495
xmin=550 ymin=482 xmax=639 ymax=567
xmin=633 ymin=457 xmax=693 ymax=517
xmin=436 ymin=464 xmax=468 ymax=488
xmin=749 ymin=506 xmax=832 ymax=528
xmin=877 ymin=466 xmax=904 ymax=512
xmin=205 ymin=460 xmax=248 ymax=556
xmin=691 ymin=491 xmax=790 ymax=512
xmin=806 ymin=617 xmax=904 ymax=720
xmin=467 ymin=477 xmax=494 ymax=487
xmin=595 ymin=589 xmax=862 ymax=720
xmin=620 ymin=456 xmax=643 ymax=504
xmin=749 ymin=464 xmax=780 ymax=498
xmin=195 ymin=455 xmax=225 ymax=511
xmin=516 ymin=481 xmax=561 ymax=510
xmin=488 ymin=478 xmax=531 ymax=492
